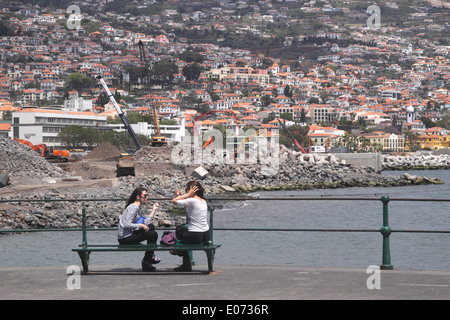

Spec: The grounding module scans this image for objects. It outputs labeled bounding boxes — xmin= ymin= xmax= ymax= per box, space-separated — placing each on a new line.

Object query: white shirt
xmin=177 ymin=198 xmax=209 ymax=232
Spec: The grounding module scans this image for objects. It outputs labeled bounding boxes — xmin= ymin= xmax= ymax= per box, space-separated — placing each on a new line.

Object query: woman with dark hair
xmin=171 ymin=180 xmax=209 ymax=272
xmin=118 ymin=186 xmax=161 ymax=272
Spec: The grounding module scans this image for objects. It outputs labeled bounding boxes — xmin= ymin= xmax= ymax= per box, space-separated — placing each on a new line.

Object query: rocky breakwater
xmin=382 ymin=151 xmax=450 ymax=170
xmin=172 ymin=145 xmax=444 ymax=193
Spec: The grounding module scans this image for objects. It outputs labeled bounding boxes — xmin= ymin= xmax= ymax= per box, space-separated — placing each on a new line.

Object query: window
xmin=13 ymin=127 xmax=19 ymax=139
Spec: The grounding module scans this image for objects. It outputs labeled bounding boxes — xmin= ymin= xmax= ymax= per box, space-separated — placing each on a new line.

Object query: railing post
xmin=81 ymin=207 xmax=87 ymax=247
xmin=380 ymin=196 xmax=393 ymax=270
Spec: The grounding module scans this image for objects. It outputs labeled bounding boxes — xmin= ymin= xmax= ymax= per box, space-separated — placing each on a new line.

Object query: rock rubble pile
xmin=81 ymin=142 xmax=122 ymax=162
xmin=0 ymin=137 xmax=65 ymax=184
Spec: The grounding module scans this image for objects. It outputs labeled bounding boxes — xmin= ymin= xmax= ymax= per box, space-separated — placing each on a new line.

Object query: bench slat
xmin=72 ymin=244 xmax=221 ymax=252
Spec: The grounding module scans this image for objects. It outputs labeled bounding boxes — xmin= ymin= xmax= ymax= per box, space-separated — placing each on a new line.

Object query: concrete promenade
xmin=0 ymin=264 xmax=449 ymax=300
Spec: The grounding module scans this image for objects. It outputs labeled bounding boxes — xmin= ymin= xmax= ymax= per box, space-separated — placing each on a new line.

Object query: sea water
xmin=0 ymin=170 xmax=449 ymax=271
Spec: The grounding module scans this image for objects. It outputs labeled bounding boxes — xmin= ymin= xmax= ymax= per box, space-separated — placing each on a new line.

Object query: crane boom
xmin=97 ymin=75 xmax=141 ymax=150
xmin=193 ymin=109 xmax=240 ymax=137
xmin=138 ymin=40 xmax=167 ymax=146
xmin=276 ymin=118 xmax=306 ymax=153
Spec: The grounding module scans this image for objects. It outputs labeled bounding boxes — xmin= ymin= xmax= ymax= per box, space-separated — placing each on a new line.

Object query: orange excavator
xmin=14 ymin=139 xmax=70 ymax=162
xmin=202 ymin=136 xmax=215 ymax=149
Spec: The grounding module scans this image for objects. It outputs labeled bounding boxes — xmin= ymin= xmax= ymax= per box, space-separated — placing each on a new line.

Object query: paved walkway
xmin=0 ymin=264 xmax=449 ymax=300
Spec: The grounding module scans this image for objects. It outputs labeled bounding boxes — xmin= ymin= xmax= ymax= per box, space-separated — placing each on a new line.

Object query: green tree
xmin=300 ymin=108 xmax=307 ymax=123
xmin=284 ymin=85 xmax=293 ymax=98
xmin=182 ymin=63 xmax=202 ymax=81
xmin=149 ymin=60 xmax=179 ymax=88
xmin=3 ymin=110 xmax=12 ymax=121
xmin=342 ymin=132 xmax=359 ymax=152
xmin=59 ymin=125 xmax=151 ymax=151
xmin=420 ymin=117 xmax=435 ymax=129
xmin=107 ymin=112 xmax=154 ymax=124
xmin=97 ymin=92 xmax=109 ymax=107
xmin=59 ymin=125 xmax=97 ymax=149
xmin=0 ymin=21 xmax=15 ymax=36
xmin=66 ymin=73 xmax=94 ymax=92
xmin=114 ymin=91 xmax=121 ymax=102
xmin=261 ymin=95 xmax=273 ymax=108
xmin=436 ymin=113 xmax=450 ymax=130
xmin=279 ymin=124 xmax=309 ymax=151
xmin=280 ymin=112 xmax=293 ymax=121
xmin=178 ymin=50 xmax=204 ymax=63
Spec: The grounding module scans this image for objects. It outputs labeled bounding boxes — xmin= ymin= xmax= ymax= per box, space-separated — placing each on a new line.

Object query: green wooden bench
xmin=72 ymin=207 xmax=221 ymax=274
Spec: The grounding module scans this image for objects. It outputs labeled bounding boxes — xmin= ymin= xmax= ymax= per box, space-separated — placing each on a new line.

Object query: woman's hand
xmin=171 ymin=185 xmax=197 ymax=204
xmin=187 ymin=185 xmax=198 ymax=197
xmin=141 ymin=224 xmax=149 ymax=232
xmin=148 ymin=202 xmax=160 ymax=219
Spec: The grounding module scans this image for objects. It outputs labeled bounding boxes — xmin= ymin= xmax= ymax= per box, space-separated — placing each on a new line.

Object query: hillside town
xmin=0 ymin=0 xmax=450 ymax=153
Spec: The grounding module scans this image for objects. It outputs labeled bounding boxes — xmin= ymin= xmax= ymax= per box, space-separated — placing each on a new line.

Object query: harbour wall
xmin=332 ymin=153 xmax=382 ymax=173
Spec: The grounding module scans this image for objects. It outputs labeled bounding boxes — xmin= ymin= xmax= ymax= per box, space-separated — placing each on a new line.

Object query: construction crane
xmin=97 ymin=75 xmax=141 ymax=151
xmin=138 ymin=40 xmax=167 ymax=146
xmin=237 ymin=129 xmax=267 ymax=153
xmin=193 ymin=109 xmax=241 ymax=137
xmin=276 ymin=118 xmax=307 ymax=153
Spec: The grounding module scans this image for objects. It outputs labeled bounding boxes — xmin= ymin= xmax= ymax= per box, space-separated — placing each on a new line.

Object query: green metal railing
xmin=1 ymin=196 xmax=449 ymax=270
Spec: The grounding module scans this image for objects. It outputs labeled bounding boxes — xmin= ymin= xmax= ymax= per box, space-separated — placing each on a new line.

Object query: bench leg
xmin=77 ymin=251 xmax=90 ymax=274
xmin=206 ymin=249 xmax=215 ymax=274
xmin=188 ymin=250 xmax=195 ymax=266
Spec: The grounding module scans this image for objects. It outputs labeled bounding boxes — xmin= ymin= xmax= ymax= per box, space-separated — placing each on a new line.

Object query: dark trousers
xmin=118 ymin=225 xmax=158 ymax=259
xmin=176 ymin=225 xmax=210 ymax=244
xmin=176 ymin=225 xmax=210 ymax=260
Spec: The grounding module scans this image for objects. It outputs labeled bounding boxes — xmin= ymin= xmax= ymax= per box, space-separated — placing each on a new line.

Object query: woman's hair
xmin=185 ymin=180 xmax=205 ymax=199
xmin=126 ymin=186 xmax=147 ymax=208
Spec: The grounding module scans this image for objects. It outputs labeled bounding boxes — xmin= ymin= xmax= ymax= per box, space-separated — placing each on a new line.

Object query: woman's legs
xmin=118 ymin=226 xmax=159 ymax=270
xmin=174 ymin=227 xmax=210 ymax=272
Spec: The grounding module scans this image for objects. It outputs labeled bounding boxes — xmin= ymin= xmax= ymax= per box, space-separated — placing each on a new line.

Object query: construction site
xmin=1 ymin=129 xmax=446 ymax=232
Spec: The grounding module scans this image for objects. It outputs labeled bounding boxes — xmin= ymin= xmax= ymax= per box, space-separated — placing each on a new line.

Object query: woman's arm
xmin=171 ymin=186 xmax=198 ymax=204
xmin=146 ymin=203 xmax=159 ymax=221
xmin=121 ymin=205 xmax=141 ymax=230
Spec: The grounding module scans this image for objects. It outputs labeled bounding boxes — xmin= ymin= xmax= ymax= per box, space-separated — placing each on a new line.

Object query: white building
xmin=11 ymin=108 xmax=107 ymax=146
xmin=63 ymin=97 xmax=93 ymax=111
xmin=111 ymin=117 xmax=186 ymax=144
xmin=406 ymin=105 xmax=415 ymax=124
